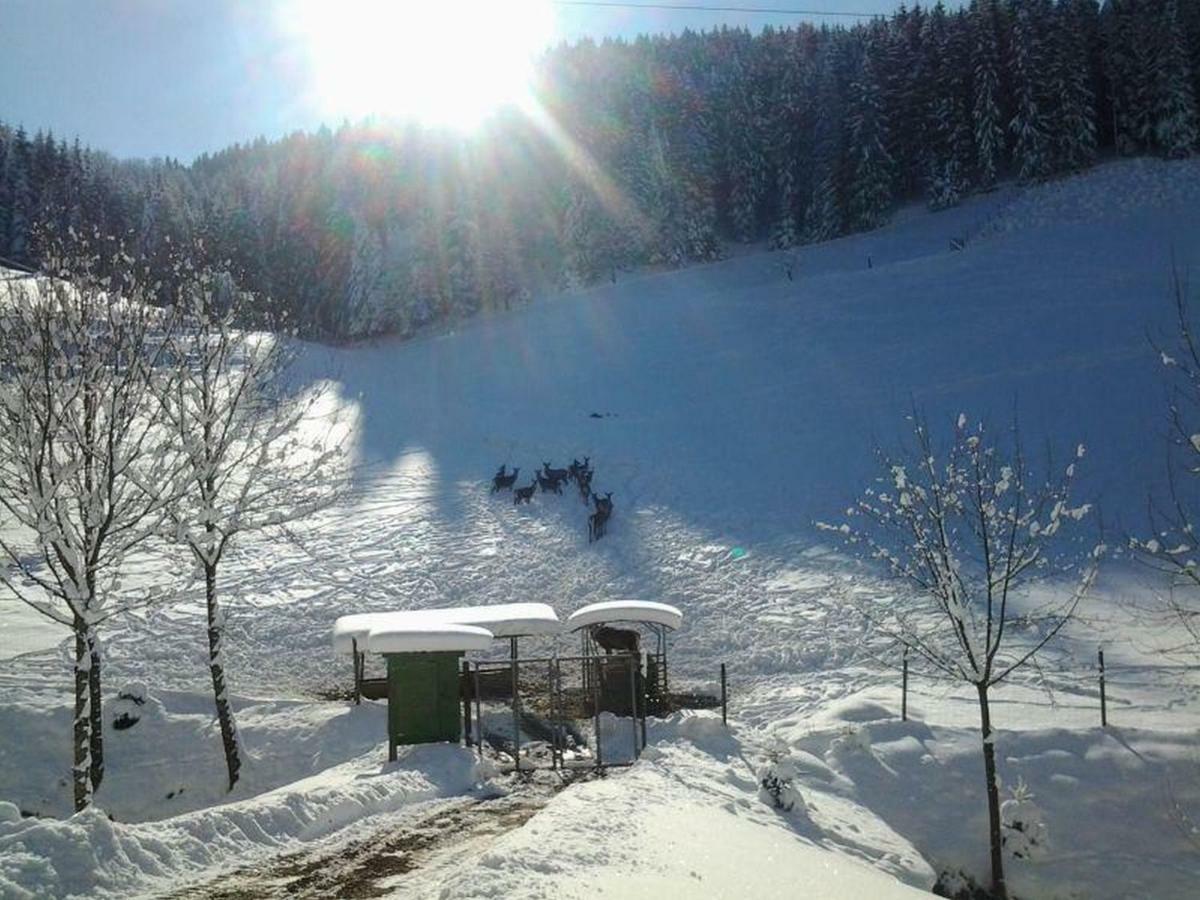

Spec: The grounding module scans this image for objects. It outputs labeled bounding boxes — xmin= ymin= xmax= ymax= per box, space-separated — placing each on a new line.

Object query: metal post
xmin=720 ymin=662 xmax=727 ymax=726
xmin=352 ymin=638 xmax=361 ymax=705
xmin=549 ymin=657 xmax=559 ymax=770
xmin=461 ymin=659 xmax=472 ymax=747
xmin=660 ymin=627 xmax=670 ymax=702
xmin=638 ymin=655 xmax=647 ymax=748
xmin=901 ymin=647 xmax=909 ymax=723
xmin=511 ymin=637 xmax=521 ymax=772
xmin=1099 ymin=647 xmax=1108 ymax=728
xmin=472 ymin=662 xmax=483 ymax=751
xmin=628 ymin=652 xmax=640 ymax=759
xmin=592 ymin=656 xmax=603 ymax=768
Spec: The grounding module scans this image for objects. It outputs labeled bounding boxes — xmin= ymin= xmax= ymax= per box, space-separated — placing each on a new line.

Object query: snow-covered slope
xmin=4 ymin=158 xmax=1200 ymax=898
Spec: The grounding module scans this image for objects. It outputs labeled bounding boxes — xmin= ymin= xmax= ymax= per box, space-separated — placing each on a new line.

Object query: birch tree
xmin=820 ymin=413 xmax=1101 ymax=899
xmin=0 ymin=230 xmax=181 ymax=811
xmin=157 ymin=260 xmax=345 ymax=791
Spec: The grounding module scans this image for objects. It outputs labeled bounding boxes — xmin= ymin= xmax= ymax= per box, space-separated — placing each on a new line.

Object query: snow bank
xmin=429 ymin=712 xmax=934 ymax=899
xmin=0 ymin=744 xmax=486 ymax=899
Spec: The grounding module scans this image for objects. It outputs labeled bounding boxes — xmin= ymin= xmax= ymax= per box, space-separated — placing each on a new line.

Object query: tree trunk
xmin=87 ymin=626 xmax=104 ymax=792
xmin=72 ymin=625 xmax=92 ymax=812
xmin=977 ymin=681 xmax=1007 ymax=899
xmin=206 ymin=562 xmax=241 ymax=791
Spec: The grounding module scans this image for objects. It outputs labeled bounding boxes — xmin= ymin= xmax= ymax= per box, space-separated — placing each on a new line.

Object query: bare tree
xmin=156 ymin=260 xmax=346 ymax=791
xmin=1130 ymin=269 xmax=1200 ymax=655
xmin=820 ymin=412 xmax=1101 ymax=898
xmin=0 ymin=230 xmax=182 ymax=811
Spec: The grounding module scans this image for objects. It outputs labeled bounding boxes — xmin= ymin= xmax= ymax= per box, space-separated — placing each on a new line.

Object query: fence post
xmin=472 ymin=663 xmax=483 ymax=752
xmin=511 ymin=637 xmax=521 ymax=772
xmin=901 ymin=647 xmax=909 ymax=723
xmin=592 ymin=657 xmax=604 ymax=769
xmin=548 ymin=658 xmax=559 ymax=770
xmin=1099 ymin=647 xmax=1108 ymax=728
xmin=720 ymin=663 xmax=728 ymax=726
xmin=352 ymin=638 xmax=361 ymax=705
xmin=461 ymin=659 xmax=472 ymax=748
xmin=628 ymin=653 xmax=640 ymax=759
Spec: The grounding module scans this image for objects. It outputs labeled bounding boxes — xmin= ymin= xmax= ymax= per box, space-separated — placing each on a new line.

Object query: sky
xmin=1 ymin=1 xmax=926 ymax=162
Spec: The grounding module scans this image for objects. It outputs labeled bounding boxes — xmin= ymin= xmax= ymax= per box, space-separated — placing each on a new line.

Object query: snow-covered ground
xmin=4 ymin=158 xmax=1200 ymax=898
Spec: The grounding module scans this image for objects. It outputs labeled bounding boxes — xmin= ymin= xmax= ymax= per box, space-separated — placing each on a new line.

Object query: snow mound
xmin=0 ymin=744 xmax=486 ymax=899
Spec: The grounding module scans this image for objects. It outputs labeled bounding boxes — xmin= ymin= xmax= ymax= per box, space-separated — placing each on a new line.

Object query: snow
xmin=0 ymin=741 xmax=485 ymax=899
xmin=333 ymin=602 xmax=562 ymax=655
xmin=426 ymin=712 xmax=933 ymax=899
xmin=565 ymin=599 xmax=683 ymax=631
xmin=366 ymin=623 xmax=494 ymax=654
xmin=4 ymin=159 xmax=1200 ymax=898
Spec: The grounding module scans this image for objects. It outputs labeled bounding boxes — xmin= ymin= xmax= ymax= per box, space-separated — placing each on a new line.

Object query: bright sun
xmin=290 ymin=1 xmax=554 ymax=130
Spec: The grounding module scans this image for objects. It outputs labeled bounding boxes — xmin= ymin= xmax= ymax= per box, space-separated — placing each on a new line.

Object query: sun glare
xmin=290 ymin=0 xmax=554 ymax=130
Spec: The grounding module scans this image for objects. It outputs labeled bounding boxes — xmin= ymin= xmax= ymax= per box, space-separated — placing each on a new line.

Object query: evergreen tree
xmin=803 ymin=38 xmax=846 ymax=243
xmin=971 ymin=0 xmax=1007 ymax=189
xmin=1049 ymin=0 xmax=1098 ymax=172
xmin=846 ymin=44 xmax=893 ymax=229
xmin=1154 ymin=0 xmax=1199 ymax=157
xmin=1010 ymin=0 xmax=1055 ymax=182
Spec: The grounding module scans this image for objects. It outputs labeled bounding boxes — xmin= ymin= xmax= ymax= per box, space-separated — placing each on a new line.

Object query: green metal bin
xmin=386 ymin=651 xmax=464 ymax=758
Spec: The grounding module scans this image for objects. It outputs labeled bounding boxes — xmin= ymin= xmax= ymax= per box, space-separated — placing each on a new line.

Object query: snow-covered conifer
xmin=1009 ymin=0 xmax=1054 ymax=182
xmin=971 ymin=0 xmax=1006 ymax=189
xmin=1154 ymin=0 xmax=1199 ymax=158
xmin=846 ymin=46 xmax=893 ymax=230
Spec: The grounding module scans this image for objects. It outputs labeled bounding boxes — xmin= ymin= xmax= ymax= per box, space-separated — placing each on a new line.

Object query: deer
xmin=542 ymin=461 xmax=570 ymax=485
xmin=588 ymin=504 xmax=611 ymax=542
xmin=576 ymin=468 xmax=593 ymax=504
xmin=569 ymin=456 xmax=591 ymax=483
xmin=492 ymin=466 xmax=519 ymax=493
xmin=592 ymin=491 xmax=613 ymax=516
xmin=536 ymin=470 xmax=563 ymax=495
xmin=590 ymin=625 xmax=640 ymax=655
xmin=514 ymin=480 xmax=537 ymax=505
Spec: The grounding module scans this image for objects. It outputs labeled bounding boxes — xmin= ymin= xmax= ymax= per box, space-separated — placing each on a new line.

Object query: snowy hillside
xmin=4 ymin=158 xmax=1200 ymax=898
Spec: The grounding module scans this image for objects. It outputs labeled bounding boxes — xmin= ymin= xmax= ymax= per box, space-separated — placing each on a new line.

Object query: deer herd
xmin=491 ymin=456 xmax=614 ymax=542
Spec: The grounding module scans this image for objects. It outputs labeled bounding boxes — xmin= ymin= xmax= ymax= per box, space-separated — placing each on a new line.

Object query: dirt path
xmin=162 ymin=774 xmax=575 ymax=899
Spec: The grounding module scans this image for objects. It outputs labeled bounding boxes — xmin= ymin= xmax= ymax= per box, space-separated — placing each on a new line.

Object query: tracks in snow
xmin=161 ymin=776 xmax=571 ymax=899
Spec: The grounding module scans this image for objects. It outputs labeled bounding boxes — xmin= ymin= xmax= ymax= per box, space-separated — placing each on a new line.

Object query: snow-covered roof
xmin=566 ymin=600 xmax=683 ymax=631
xmin=332 ymin=603 xmax=561 ymax=655
xmin=366 ymin=623 xmax=494 ymax=654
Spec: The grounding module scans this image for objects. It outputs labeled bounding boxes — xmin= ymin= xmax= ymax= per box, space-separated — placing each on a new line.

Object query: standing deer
xmin=590 ymin=625 xmax=640 ymax=655
xmin=514 ymin=480 xmax=537 ymax=505
xmin=588 ymin=504 xmax=611 ymax=542
xmin=542 ymin=461 xmax=570 ymax=485
xmin=536 ymin=470 xmax=563 ymax=494
xmin=492 ymin=466 xmax=519 ymax=492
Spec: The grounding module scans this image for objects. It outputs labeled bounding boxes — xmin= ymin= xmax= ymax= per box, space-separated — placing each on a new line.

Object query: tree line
xmin=1 ymin=0 xmax=1197 ymax=341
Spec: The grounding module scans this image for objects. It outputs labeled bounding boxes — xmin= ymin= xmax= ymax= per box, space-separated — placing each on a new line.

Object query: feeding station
xmin=368 ymin=624 xmax=492 ymax=759
xmin=332 ymin=604 xmax=562 ymax=761
xmin=567 ymin=600 xmax=683 ymax=719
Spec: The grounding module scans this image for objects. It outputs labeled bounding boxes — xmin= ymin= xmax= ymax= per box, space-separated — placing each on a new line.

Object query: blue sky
xmin=1 ymin=1 xmax=920 ymax=162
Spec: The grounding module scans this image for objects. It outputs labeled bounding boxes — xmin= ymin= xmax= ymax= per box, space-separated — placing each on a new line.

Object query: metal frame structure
xmin=463 ymin=651 xmax=643 ymax=771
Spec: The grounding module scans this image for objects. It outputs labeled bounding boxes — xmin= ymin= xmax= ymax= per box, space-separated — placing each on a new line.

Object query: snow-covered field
xmin=4 ymin=157 xmax=1200 ymax=898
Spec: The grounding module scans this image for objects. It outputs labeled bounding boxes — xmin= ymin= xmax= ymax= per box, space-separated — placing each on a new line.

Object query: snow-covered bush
xmin=758 ymin=751 xmax=805 ymax=813
xmin=1000 ymin=778 xmax=1049 ymax=862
